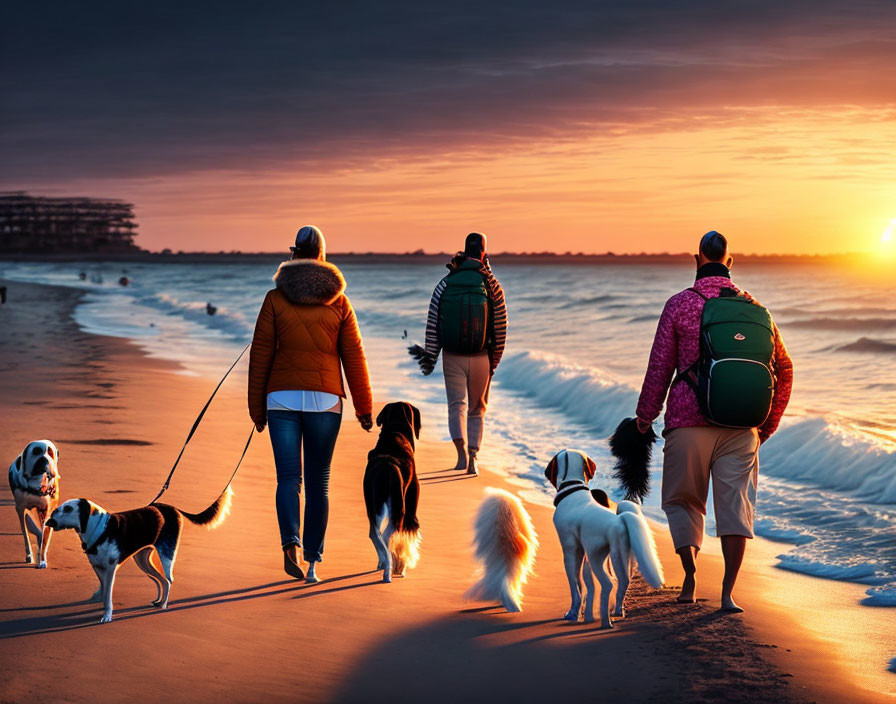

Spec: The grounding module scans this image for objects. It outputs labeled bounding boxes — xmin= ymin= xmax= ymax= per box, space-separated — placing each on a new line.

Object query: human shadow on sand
xmin=330 ymin=610 xmax=667 ymax=703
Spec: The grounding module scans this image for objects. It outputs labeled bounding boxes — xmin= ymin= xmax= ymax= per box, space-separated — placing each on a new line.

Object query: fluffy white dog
xmin=465 ymin=488 xmax=538 ymax=612
xmin=545 ymin=449 xmax=664 ymax=628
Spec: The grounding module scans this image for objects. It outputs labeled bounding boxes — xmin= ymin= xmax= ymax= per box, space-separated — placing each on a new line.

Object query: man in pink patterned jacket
xmin=636 ymin=231 xmax=793 ymax=612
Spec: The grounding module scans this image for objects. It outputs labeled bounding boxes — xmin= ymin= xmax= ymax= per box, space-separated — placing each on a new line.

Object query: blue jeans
xmin=267 ymin=409 xmax=342 ymax=562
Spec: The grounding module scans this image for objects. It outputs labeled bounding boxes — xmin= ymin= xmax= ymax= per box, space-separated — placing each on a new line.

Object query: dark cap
xmin=699 ymin=230 xmax=728 ymax=262
xmin=464 ymin=232 xmax=487 ymax=259
xmin=291 ymin=225 xmax=326 ymax=260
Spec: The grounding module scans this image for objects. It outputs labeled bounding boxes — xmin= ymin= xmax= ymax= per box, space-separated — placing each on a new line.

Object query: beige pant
xmin=442 ymin=351 xmax=491 ymax=450
xmin=662 ymin=426 xmax=760 ymax=551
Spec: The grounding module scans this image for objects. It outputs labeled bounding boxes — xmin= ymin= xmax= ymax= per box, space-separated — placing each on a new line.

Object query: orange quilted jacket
xmin=248 ymin=259 xmax=373 ymax=425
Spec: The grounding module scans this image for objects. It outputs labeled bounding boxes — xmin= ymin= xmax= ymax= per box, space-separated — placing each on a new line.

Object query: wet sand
xmin=0 ymin=279 xmax=890 ymax=703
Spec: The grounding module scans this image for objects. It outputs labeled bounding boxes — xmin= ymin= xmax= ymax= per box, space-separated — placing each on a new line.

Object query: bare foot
xmin=677 ymin=572 xmax=696 ymax=603
xmin=721 ymin=594 xmax=744 ymax=613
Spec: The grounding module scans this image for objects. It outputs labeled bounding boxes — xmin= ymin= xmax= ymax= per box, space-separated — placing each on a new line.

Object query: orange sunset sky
xmin=3 ymin=3 xmax=895 ymax=255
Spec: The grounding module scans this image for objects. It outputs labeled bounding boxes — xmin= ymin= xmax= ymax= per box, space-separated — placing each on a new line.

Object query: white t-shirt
xmin=266 ymin=390 xmax=343 ymax=413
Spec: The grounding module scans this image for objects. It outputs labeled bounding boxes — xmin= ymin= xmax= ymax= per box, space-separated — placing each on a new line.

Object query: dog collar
xmin=81 ymin=513 xmax=111 ymax=554
xmin=553 ymin=481 xmax=590 ymax=507
xmin=10 ymin=468 xmax=57 ymax=498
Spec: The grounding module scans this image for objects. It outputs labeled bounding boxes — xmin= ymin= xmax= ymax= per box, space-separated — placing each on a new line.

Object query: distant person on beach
xmin=635 ymin=231 xmax=793 ymax=612
xmin=248 ymin=225 xmax=373 ymax=583
xmin=419 ymin=232 xmax=507 ymax=475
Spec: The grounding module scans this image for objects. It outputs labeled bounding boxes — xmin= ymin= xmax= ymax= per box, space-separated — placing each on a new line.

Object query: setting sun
xmin=883 ymin=219 xmax=896 ymax=244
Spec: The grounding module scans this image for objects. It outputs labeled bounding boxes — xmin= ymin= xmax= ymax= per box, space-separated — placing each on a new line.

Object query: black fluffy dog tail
xmin=608 ymin=418 xmax=657 ymax=503
xmin=179 ymin=486 xmax=233 ymax=530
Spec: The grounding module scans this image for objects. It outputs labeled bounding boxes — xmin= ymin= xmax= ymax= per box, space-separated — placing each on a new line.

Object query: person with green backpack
xmin=418 ymin=233 xmax=508 ymax=475
xmin=635 ymin=231 xmax=793 ymax=612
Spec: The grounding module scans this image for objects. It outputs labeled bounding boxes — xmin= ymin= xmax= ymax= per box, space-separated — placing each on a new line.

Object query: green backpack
xmin=438 ymin=261 xmax=491 ymax=354
xmin=679 ymin=288 xmax=776 ymax=428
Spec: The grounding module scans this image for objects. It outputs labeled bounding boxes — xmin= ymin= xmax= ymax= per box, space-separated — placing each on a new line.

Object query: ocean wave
xmin=496 ymin=351 xmax=638 ymax=436
xmin=862 ymin=586 xmax=896 ymax=607
xmin=134 ymin=292 xmax=254 ymax=340
xmin=761 ymin=418 xmax=896 ymax=503
xmin=629 ymin=314 xmax=659 ymax=323
xmin=835 ymin=337 xmax=896 ymax=354
xmin=752 ymin=518 xmax=816 ymax=545
xmin=786 ymin=317 xmax=896 ymax=330
xmin=775 ymin=554 xmax=893 ymax=585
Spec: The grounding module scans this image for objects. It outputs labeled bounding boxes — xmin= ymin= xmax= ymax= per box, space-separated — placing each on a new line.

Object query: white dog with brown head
xmin=8 ymin=440 xmax=61 ymax=568
xmin=545 ymin=449 xmax=664 ymax=628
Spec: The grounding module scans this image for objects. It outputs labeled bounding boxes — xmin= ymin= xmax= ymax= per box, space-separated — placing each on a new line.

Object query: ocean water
xmin=3 ymin=258 xmax=896 ymax=614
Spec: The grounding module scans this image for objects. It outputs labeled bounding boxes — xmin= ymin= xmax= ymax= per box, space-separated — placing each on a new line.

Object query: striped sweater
xmin=425 ymin=257 xmax=508 ymax=372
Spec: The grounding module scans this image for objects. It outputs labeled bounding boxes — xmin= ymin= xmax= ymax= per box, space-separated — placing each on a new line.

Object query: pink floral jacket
xmin=635 ymin=275 xmax=794 ymax=442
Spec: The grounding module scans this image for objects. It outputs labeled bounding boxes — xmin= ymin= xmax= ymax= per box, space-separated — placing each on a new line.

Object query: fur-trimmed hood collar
xmin=273 ymin=259 xmax=346 ymax=305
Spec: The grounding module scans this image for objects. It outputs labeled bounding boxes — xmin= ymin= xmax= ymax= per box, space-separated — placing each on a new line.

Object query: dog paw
xmin=599 ymin=621 xmax=614 ymax=630
xmin=612 ymin=608 xmax=625 ymax=618
xmin=24 ymin=555 xmax=34 ymax=564
xmin=99 ymin=614 xmax=113 ymax=624
xmin=37 ymin=560 xmax=47 ymax=569
xmin=563 ymin=610 xmax=579 ymax=621
xmin=583 ymin=614 xmax=595 ymax=623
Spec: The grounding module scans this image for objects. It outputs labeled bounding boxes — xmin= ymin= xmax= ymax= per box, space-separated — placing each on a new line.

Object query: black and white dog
xmin=364 ymin=402 xmax=422 ymax=583
xmin=46 ymin=488 xmax=231 ymax=623
xmin=8 ymin=440 xmax=61 ymax=568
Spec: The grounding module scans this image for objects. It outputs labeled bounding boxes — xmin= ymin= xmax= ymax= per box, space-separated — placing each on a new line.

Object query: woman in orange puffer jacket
xmin=248 ymin=226 xmax=373 ymax=583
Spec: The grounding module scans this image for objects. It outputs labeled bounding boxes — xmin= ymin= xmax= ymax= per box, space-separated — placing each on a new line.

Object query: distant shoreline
xmin=0 ymin=250 xmax=865 ymax=266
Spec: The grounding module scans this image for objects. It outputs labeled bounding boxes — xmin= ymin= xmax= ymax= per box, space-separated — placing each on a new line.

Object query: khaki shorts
xmin=661 ymin=426 xmax=760 ymax=551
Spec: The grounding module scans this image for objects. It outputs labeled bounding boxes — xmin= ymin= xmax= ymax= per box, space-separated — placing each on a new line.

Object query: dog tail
xmin=617 ymin=501 xmax=664 ymax=589
xmin=179 ymin=486 xmax=233 ymax=530
xmin=609 ymin=417 xmax=657 ymax=503
xmin=464 ymin=488 xmax=538 ymax=612
xmin=389 ymin=526 xmax=421 ymax=573
xmin=386 ymin=464 xmax=420 ymax=573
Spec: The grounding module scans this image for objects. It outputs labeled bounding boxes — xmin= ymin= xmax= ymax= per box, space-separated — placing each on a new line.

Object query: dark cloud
xmin=2 ymin=1 xmax=895 ymax=182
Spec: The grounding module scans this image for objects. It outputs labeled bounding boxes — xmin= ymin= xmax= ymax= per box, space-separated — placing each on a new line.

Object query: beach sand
xmin=0 ymin=279 xmax=890 ymax=703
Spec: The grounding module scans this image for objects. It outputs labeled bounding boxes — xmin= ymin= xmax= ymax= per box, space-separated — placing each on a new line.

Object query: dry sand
xmin=0 ymin=279 xmax=890 ymax=703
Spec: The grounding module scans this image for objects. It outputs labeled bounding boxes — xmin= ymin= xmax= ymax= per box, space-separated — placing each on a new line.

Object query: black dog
xmin=364 ymin=402 xmax=422 ymax=583
xmin=609 ymin=417 xmax=658 ymax=503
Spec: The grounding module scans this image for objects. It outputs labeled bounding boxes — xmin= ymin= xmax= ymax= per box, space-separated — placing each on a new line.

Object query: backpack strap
xmin=688 ymin=287 xmax=709 ymax=301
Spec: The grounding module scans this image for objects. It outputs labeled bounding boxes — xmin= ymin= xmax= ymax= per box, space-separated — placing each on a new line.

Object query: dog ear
xmin=411 ymin=405 xmax=421 ymax=439
xmin=590 ymin=488 xmax=611 ymax=508
xmin=584 ymin=455 xmax=597 ymax=481
xmin=544 ymin=456 xmax=559 ymax=487
xmin=78 ymin=499 xmax=91 ymax=534
xmin=376 ymin=406 xmax=387 ymax=427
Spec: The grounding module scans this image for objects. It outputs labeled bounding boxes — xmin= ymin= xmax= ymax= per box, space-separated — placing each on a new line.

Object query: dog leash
xmin=150 ymin=342 xmax=252 ymax=505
